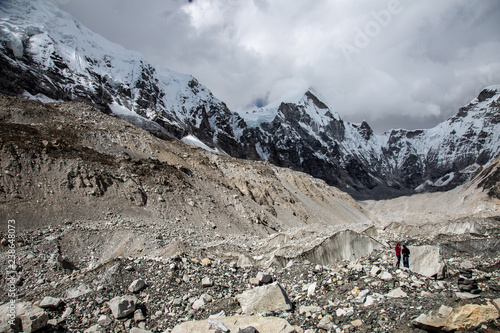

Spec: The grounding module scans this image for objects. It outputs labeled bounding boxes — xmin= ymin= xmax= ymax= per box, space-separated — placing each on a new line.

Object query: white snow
xmin=181 ymin=134 xmax=223 ymax=155
xmin=109 ymin=102 xmax=142 ymax=118
xmin=22 ymin=91 xmax=63 ymax=103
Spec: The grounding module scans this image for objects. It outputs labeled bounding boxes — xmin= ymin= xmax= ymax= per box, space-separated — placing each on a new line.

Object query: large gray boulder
xmin=407 ymin=245 xmax=446 ymax=278
xmin=107 ymin=295 xmax=138 ymax=319
xmin=412 ymin=305 xmax=453 ymax=331
xmin=236 ymin=282 xmax=292 ymax=314
xmin=171 ymin=315 xmax=295 ymax=333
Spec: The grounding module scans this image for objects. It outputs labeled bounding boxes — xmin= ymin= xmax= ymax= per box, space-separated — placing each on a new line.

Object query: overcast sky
xmin=57 ymin=0 xmax=500 ymax=133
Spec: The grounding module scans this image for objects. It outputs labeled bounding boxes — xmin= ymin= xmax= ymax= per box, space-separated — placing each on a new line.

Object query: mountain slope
xmin=1 ymin=0 xmax=499 ymax=199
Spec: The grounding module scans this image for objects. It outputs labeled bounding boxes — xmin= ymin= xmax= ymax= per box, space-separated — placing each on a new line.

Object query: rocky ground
xmin=0 ymin=96 xmax=500 ymax=332
xmin=1 ymin=221 xmax=500 ymax=333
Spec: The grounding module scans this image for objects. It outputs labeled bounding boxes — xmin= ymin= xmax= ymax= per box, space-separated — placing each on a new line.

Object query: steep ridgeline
xmin=1 ymin=0 xmax=499 ymax=199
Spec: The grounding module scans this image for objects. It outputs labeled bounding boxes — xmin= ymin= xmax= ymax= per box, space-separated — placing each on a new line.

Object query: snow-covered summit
xmin=240 ymin=89 xmax=340 ymax=128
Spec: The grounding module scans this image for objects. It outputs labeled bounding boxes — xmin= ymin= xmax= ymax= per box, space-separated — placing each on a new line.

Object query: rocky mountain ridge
xmin=1 ymin=0 xmax=500 ymax=199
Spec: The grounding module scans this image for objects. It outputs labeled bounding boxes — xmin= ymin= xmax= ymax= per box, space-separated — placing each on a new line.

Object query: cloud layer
xmin=58 ymin=0 xmax=500 ymax=132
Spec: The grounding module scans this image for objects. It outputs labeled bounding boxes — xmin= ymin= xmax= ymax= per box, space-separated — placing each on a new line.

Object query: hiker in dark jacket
xmin=395 ymin=243 xmax=402 ymax=268
xmin=402 ymin=245 xmax=410 ymax=268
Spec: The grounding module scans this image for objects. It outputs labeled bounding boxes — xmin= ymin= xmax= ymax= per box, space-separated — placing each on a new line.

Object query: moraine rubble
xmin=1 ymin=221 xmax=500 ymax=333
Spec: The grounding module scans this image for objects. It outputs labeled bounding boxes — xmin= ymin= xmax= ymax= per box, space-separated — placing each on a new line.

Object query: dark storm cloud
xmin=58 ymin=0 xmax=500 ymax=132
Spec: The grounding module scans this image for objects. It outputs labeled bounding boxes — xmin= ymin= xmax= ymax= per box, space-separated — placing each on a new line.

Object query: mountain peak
xmin=304 ymin=89 xmax=329 ymax=110
xmin=476 ymin=85 xmax=500 ymax=103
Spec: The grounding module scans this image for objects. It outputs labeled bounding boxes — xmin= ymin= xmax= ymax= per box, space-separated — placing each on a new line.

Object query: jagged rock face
xmin=477 ymin=159 xmax=500 ymax=199
xmin=1 ymin=0 xmax=500 ymax=199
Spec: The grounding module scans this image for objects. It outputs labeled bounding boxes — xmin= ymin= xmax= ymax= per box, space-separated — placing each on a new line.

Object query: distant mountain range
xmin=1 ymin=0 xmax=499 ymax=199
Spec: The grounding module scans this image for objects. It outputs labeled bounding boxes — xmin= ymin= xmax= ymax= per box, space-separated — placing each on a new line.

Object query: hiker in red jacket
xmin=395 ymin=242 xmax=402 ymax=268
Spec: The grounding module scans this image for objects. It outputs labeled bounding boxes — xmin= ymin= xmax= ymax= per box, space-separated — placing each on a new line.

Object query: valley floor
xmin=1 ymin=217 xmax=500 ymax=333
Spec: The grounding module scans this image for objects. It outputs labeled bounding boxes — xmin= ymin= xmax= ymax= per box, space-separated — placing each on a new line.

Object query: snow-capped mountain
xmin=1 ymin=0 xmax=499 ymax=199
xmin=246 ymin=85 xmax=500 ymax=199
xmin=0 ymin=0 xmax=258 ymax=158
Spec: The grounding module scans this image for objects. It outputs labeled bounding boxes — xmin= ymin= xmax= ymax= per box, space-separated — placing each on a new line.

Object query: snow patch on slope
xmin=181 ymin=135 xmax=229 ymax=156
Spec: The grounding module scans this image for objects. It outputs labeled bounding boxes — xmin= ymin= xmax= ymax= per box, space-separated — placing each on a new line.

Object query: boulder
xmin=128 ymin=279 xmax=146 ymax=293
xmin=444 ymin=303 xmax=500 ymax=331
xmin=107 ymin=295 xmax=137 ymax=319
xmin=412 ymin=305 xmax=453 ymax=331
xmin=15 ymin=303 xmax=48 ymax=333
xmin=192 ymin=298 xmax=206 ymax=310
xmin=171 ymin=315 xmax=295 ymax=333
xmin=307 ymin=282 xmax=316 ymax=297
xmin=386 ymin=287 xmax=407 ymax=298
xmin=317 ymin=315 xmax=335 ymax=331
xmin=351 ymin=319 xmax=363 ymax=327
xmin=370 ymin=265 xmax=381 ymax=277
xmin=336 ymin=307 xmax=354 ymax=317
xmin=364 ymin=295 xmax=375 ymax=307
xmin=97 ymin=315 xmax=113 ymax=326
xmin=200 ymin=258 xmax=212 ymax=266
xmin=201 ymin=277 xmax=213 ymax=287
xmin=378 ymin=271 xmax=393 ymax=281
xmin=134 ymin=309 xmax=146 ymax=323
xmin=413 ymin=302 xmax=500 ymax=331
xmin=353 ymin=289 xmax=370 ymax=303
xmin=236 ymin=282 xmax=292 ymax=314
xmin=39 ymin=296 xmax=63 ymax=309
xmin=256 ymin=272 xmax=274 ymax=285
xmin=407 ymin=245 xmax=446 ymax=278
